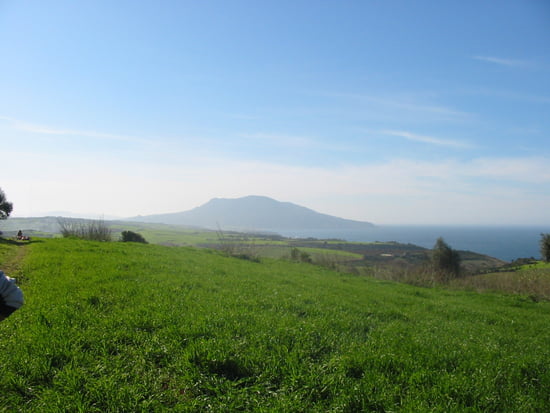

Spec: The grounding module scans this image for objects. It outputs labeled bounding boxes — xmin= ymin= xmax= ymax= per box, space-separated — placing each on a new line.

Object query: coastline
xmin=275 ymin=225 xmax=550 ymax=262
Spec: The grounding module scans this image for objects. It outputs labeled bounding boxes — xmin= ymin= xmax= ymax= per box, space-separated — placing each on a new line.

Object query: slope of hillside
xmin=129 ymin=195 xmax=374 ymax=231
xmin=1 ymin=218 xmax=509 ymax=277
xmin=1 ymin=238 xmax=549 ymax=411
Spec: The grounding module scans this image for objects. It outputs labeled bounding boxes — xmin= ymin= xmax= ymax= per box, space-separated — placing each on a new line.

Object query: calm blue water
xmin=276 ymin=226 xmax=550 ymax=262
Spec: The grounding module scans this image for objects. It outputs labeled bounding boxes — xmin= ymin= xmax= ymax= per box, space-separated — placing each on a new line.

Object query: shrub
xmin=290 ymin=247 xmax=312 ymax=263
xmin=541 ymin=233 xmax=550 ymax=262
xmin=58 ymin=218 xmax=112 ymax=241
xmin=120 ymin=230 xmax=148 ymax=244
xmin=431 ymin=237 xmax=461 ymax=280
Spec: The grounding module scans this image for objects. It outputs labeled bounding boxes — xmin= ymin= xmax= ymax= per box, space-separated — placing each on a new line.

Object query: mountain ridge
xmin=128 ymin=195 xmax=374 ymax=232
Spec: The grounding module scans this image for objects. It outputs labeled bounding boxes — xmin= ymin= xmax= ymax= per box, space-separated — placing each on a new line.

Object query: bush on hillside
xmin=58 ymin=218 xmax=112 ymax=242
xmin=290 ymin=247 xmax=312 ymax=263
xmin=120 ymin=230 xmax=148 ymax=244
xmin=431 ymin=237 xmax=461 ymax=280
xmin=541 ymin=233 xmax=550 ymax=262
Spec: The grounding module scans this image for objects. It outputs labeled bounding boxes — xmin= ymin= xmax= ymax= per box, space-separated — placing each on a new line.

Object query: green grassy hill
xmin=2 ymin=217 xmax=508 ymax=277
xmin=1 ymin=238 xmax=549 ymax=411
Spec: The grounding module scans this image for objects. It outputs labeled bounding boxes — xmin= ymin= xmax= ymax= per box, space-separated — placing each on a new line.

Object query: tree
xmin=540 ymin=233 xmax=550 ymax=262
xmin=0 ymin=188 xmax=13 ymax=220
xmin=121 ymin=230 xmax=148 ymax=244
xmin=431 ymin=237 xmax=461 ymax=279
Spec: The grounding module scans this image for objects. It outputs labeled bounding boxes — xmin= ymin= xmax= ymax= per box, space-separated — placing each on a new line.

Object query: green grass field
xmin=450 ymin=261 xmax=550 ymax=301
xmin=1 ymin=238 xmax=549 ymax=412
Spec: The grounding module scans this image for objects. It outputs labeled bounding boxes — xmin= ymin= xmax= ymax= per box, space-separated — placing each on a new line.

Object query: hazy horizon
xmin=8 ymin=194 xmax=550 ymax=228
xmin=2 ymin=1 xmax=549 ymax=225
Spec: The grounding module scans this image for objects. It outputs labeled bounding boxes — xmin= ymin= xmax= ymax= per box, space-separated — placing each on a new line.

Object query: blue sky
xmin=1 ymin=0 xmax=549 ymax=224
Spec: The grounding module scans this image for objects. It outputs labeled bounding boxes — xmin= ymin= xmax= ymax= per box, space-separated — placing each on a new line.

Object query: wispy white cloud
xmin=462 ymin=88 xmax=550 ymax=104
xmin=239 ymin=132 xmax=315 ymax=148
xmin=473 ymin=55 xmax=533 ymax=68
xmin=316 ymin=91 xmax=472 ymax=122
xmin=238 ymin=132 xmax=354 ymax=152
xmin=0 ymin=115 xmax=152 ymax=144
xmin=377 ymin=98 xmax=469 ymax=119
xmin=380 ymin=130 xmax=473 ymax=148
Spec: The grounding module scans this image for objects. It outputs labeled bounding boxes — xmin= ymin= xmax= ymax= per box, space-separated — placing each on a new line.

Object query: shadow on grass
xmin=0 ymin=237 xmax=44 ymax=246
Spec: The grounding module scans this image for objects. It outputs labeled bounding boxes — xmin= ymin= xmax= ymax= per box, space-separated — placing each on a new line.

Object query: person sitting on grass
xmin=0 ymin=270 xmax=24 ymax=322
xmin=16 ymin=230 xmax=30 ymax=241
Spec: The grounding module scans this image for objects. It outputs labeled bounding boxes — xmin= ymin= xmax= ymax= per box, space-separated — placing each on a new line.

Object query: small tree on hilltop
xmin=0 ymin=188 xmax=13 ymax=220
xmin=540 ymin=233 xmax=550 ymax=262
xmin=121 ymin=230 xmax=148 ymax=244
xmin=432 ymin=237 xmax=461 ymax=280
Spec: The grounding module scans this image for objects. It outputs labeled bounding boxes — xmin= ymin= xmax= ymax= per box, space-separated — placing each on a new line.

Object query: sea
xmin=275 ymin=226 xmax=550 ymax=262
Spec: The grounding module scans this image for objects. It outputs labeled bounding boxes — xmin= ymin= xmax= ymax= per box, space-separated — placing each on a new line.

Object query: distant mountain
xmin=128 ymin=195 xmax=374 ymax=232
